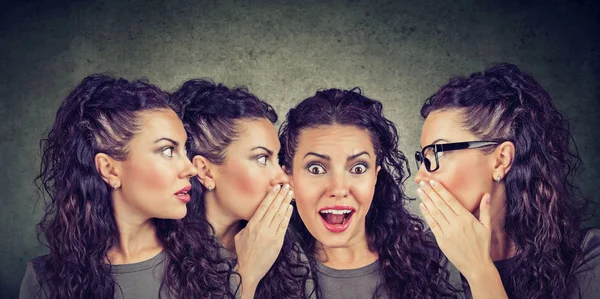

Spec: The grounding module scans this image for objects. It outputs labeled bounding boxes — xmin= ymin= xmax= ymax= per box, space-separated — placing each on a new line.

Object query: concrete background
xmin=1 ymin=0 xmax=598 ymax=297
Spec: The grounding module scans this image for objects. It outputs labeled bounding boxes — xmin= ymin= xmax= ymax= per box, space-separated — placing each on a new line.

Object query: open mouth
xmin=175 ymin=185 xmax=192 ymax=203
xmin=319 ymin=209 xmax=354 ymax=225
xmin=318 ymin=207 xmax=355 ymax=232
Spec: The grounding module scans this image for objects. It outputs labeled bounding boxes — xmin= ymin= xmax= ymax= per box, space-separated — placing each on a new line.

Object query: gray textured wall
xmin=1 ymin=0 xmax=599 ymax=297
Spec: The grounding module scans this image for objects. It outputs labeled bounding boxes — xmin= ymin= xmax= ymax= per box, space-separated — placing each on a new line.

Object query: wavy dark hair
xmin=420 ymin=63 xmax=589 ymax=299
xmin=36 ymin=74 xmax=230 ymax=299
xmin=279 ymin=88 xmax=452 ymax=298
xmin=170 ymin=79 xmax=315 ymax=298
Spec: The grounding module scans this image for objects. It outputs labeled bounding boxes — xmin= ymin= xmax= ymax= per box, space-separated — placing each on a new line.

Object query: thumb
xmin=478 ymin=193 xmax=492 ymax=229
xmin=234 ymin=228 xmax=245 ymax=242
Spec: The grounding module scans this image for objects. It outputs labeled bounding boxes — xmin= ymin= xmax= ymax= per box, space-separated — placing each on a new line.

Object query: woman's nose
xmin=414 ymin=163 xmax=430 ymax=184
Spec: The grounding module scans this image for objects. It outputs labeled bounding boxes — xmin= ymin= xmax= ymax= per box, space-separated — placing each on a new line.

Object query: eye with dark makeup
xmin=306 ymin=162 xmax=326 ymax=175
xmin=256 ymin=154 xmax=268 ymax=165
xmin=349 ymin=161 xmax=369 ymax=174
xmin=161 ymin=146 xmax=175 ymax=158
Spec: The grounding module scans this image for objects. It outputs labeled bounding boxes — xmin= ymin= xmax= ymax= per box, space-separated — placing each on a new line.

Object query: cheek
xmin=352 ymin=175 xmax=377 ymax=210
xmin=435 ymin=160 xmax=491 ymax=212
xmin=291 ymin=175 xmax=321 ymax=216
xmin=229 ymin=167 xmax=264 ymax=195
xmin=220 ymin=162 xmax=271 ymax=215
xmin=126 ymin=158 xmax=173 ymax=191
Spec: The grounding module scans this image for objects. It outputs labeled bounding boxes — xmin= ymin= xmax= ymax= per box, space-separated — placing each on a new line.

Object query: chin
xmin=161 ymin=207 xmax=188 ymax=220
xmin=311 ymin=228 xmax=356 ymax=248
xmin=317 ymin=238 xmax=353 ymax=249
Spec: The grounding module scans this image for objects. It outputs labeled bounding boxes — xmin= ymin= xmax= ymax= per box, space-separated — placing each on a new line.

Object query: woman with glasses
xmin=279 ymin=88 xmax=453 ymax=299
xmin=414 ymin=63 xmax=600 ymax=299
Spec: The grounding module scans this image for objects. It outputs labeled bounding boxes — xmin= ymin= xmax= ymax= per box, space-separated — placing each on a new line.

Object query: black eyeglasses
xmin=415 ymin=141 xmax=499 ymax=172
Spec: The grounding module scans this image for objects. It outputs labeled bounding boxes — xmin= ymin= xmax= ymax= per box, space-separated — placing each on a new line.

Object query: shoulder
xmin=19 ymin=256 xmax=50 ymax=299
xmin=567 ymin=228 xmax=600 ymax=299
xmin=581 ymin=228 xmax=600 ymax=249
xmin=574 ymin=228 xmax=600 ymax=272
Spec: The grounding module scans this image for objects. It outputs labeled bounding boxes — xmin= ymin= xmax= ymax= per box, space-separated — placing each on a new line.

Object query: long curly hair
xmin=420 ymin=63 xmax=590 ymax=299
xmin=36 ymin=74 xmax=231 ymax=299
xmin=170 ymin=79 xmax=315 ymax=298
xmin=279 ymin=88 xmax=453 ymax=299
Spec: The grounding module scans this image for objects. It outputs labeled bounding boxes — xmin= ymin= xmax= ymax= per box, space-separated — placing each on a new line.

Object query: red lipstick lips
xmin=175 ymin=185 xmax=192 ymax=203
xmin=318 ymin=206 xmax=355 ymax=233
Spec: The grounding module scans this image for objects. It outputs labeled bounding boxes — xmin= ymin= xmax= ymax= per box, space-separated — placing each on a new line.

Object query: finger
xmin=249 ymin=184 xmax=281 ymax=224
xmin=419 ymin=181 xmax=458 ymax=222
xmin=478 ymin=193 xmax=492 ymax=229
xmin=429 ymin=180 xmax=467 ymax=216
xmin=260 ymin=184 xmax=291 ymax=225
xmin=269 ymin=189 xmax=294 ymax=229
xmin=276 ymin=205 xmax=293 ymax=238
xmin=419 ymin=202 xmax=444 ymax=237
xmin=417 ymin=186 xmax=450 ymax=227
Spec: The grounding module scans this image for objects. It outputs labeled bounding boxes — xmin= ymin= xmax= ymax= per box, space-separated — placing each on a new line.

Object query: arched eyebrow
xmin=348 ymin=151 xmax=370 ymax=161
xmin=154 ymin=137 xmax=180 ymax=147
xmin=304 ymin=152 xmax=329 ymax=160
xmin=304 ymin=151 xmax=370 ymax=161
xmin=251 ymin=146 xmax=273 ymax=156
xmin=421 ymin=138 xmax=449 ymax=148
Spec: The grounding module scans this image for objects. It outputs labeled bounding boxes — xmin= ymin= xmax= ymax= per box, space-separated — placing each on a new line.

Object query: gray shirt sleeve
xmin=568 ymin=228 xmax=600 ymax=299
xmin=19 ymin=261 xmax=47 ymax=299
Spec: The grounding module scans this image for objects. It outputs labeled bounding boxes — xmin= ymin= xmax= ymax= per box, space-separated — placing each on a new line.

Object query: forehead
xmin=229 ymin=118 xmax=279 ymax=150
xmin=421 ymin=109 xmax=476 ymax=146
xmin=132 ymin=109 xmax=187 ymax=143
xmin=295 ymin=125 xmax=375 ymax=158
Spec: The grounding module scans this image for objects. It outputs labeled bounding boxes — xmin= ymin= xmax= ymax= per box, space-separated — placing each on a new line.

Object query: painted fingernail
xmin=430 ymin=180 xmax=438 ymax=187
xmin=274 ymin=184 xmax=281 ymax=191
xmin=287 ymin=190 xmax=294 ymax=198
xmin=417 ymin=188 xmax=424 ymax=195
xmin=419 ymin=181 xmax=427 ymax=188
xmin=283 ymin=184 xmax=290 ymax=190
xmin=486 ymin=194 xmax=491 ymax=204
xmin=419 ymin=203 xmax=425 ymax=210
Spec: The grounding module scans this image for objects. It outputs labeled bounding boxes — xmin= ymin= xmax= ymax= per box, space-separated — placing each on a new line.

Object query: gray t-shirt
xmin=443 ymin=228 xmax=600 ymax=299
xmin=19 ymin=251 xmax=166 ymax=299
xmin=316 ymin=260 xmax=385 ymax=299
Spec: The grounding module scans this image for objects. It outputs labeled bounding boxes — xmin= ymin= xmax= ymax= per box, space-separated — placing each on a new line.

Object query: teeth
xmin=320 ymin=209 xmax=352 ymax=215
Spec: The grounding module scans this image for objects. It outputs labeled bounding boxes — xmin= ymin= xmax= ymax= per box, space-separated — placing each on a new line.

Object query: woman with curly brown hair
xmin=415 ymin=63 xmax=600 ymax=299
xmin=19 ymin=75 xmax=236 ymax=299
xmin=170 ymin=79 xmax=314 ymax=299
xmin=279 ymin=88 xmax=453 ymax=299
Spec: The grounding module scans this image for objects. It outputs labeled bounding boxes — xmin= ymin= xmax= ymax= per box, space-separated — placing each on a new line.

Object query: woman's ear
xmin=493 ymin=141 xmax=515 ymax=180
xmin=192 ymin=155 xmax=216 ymax=189
xmin=95 ymin=153 xmax=121 ymax=189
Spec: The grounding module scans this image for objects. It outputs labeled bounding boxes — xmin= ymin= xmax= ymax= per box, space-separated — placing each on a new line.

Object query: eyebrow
xmin=154 ymin=138 xmax=179 ymax=147
xmin=304 ymin=151 xmax=370 ymax=161
xmin=421 ymin=138 xmax=449 ymax=148
xmin=348 ymin=151 xmax=370 ymax=161
xmin=251 ymin=146 xmax=273 ymax=156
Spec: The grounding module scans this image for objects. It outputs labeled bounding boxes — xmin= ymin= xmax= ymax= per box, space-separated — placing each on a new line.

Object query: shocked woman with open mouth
xmin=279 ymin=89 xmax=453 ymax=299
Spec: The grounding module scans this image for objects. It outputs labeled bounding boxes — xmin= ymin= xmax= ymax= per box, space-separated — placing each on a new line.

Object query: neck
xmin=205 ymin=193 xmax=243 ymax=253
xmin=107 ymin=203 xmax=162 ymax=265
xmin=315 ymin=232 xmax=378 ymax=270
xmin=487 ymin=187 xmax=516 ymax=261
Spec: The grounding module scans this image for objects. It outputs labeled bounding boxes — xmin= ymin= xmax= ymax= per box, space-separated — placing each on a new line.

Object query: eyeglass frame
xmin=415 ymin=140 xmax=501 ymax=172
